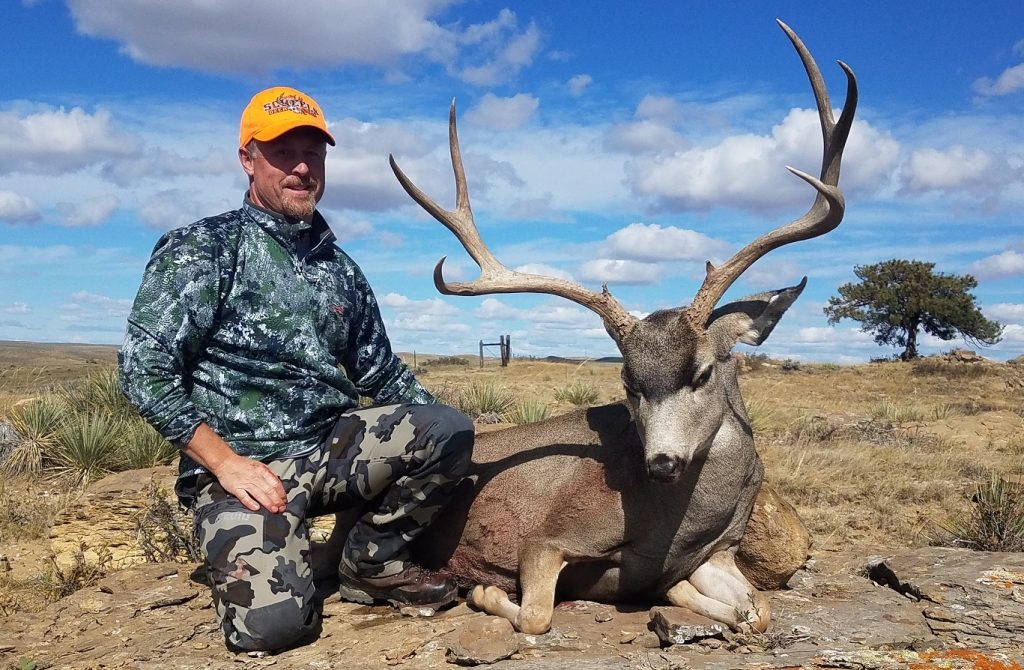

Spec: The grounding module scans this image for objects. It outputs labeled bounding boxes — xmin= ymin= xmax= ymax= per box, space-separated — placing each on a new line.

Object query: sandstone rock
xmin=445 ymin=616 xmax=518 ymax=665
xmin=48 ymin=465 xmax=184 ymax=570
xmin=736 ymin=484 xmax=812 ymax=589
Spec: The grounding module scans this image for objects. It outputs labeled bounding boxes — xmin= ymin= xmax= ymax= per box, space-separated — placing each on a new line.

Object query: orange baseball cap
xmin=239 ymin=86 xmax=336 ymax=148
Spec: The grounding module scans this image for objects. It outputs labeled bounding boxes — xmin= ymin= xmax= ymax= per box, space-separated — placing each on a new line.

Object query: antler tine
xmin=389 ymin=100 xmax=639 ymax=342
xmin=687 ymin=21 xmax=859 ymax=327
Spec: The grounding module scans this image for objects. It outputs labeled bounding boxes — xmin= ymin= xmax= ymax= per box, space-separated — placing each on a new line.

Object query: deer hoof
xmin=469 ymin=585 xmax=508 ymax=611
xmin=517 ymin=604 xmax=553 ymax=635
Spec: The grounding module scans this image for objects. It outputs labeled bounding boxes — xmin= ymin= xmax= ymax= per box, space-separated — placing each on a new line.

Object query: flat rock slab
xmin=2 ymin=547 xmax=1023 ymax=669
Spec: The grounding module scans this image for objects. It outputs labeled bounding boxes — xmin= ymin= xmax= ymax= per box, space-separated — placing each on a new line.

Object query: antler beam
xmin=686 ymin=20 xmax=858 ymax=327
xmin=389 ymin=102 xmax=639 ymax=342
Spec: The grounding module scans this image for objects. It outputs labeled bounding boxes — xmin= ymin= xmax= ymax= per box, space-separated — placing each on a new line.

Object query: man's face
xmin=240 ymin=127 xmax=327 ymax=221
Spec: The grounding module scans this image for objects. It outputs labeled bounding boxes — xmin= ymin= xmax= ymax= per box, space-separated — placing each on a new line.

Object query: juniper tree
xmin=824 ymin=259 xmax=1002 ymax=360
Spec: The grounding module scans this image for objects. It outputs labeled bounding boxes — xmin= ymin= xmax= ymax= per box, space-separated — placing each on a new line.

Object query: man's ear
xmin=705 ymin=277 xmax=807 ymax=356
xmin=239 ymin=146 xmax=256 ymax=178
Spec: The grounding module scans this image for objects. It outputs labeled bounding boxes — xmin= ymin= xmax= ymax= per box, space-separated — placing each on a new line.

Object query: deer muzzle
xmin=647 ymin=453 xmax=685 ymax=483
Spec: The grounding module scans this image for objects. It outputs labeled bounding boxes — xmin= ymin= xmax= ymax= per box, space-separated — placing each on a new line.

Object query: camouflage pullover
xmin=119 ymin=196 xmax=432 ymax=481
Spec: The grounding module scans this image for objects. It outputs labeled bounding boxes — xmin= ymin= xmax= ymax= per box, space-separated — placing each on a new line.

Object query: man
xmin=119 ymin=86 xmax=474 ymax=653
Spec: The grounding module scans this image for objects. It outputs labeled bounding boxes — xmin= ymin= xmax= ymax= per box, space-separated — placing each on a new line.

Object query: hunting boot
xmin=338 ymin=564 xmax=458 ymax=610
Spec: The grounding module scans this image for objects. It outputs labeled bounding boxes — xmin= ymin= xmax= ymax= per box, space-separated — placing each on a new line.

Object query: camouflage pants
xmin=191 ymin=403 xmax=473 ymax=652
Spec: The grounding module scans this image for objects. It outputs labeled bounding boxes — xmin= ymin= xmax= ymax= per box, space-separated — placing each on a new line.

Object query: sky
xmin=1 ymin=1 xmax=1023 ymax=364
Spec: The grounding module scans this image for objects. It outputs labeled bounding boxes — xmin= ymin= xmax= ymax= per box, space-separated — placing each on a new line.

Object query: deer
xmin=324 ymin=20 xmax=856 ymax=636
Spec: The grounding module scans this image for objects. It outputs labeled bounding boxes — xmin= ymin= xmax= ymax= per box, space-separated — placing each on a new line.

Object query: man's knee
xmin=223 ymin=598 xmax=321 ymax=652
xmin=418 ymin=403 xmax=474 ymax=470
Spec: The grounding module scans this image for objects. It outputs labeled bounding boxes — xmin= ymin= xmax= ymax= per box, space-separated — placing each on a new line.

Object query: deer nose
xmin=647 ymin=454 xmax=684 ymax=482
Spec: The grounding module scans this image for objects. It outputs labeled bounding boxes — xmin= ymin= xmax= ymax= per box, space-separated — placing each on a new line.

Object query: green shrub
xmin=505 ymin=397 xmax=551 ymax=425
xmin=554 ymin=381 xmax=599 ymax=406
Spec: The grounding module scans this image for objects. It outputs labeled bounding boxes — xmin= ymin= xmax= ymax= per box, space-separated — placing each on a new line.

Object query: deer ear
xmin=706 ymin=277 xmax=807 ymax=349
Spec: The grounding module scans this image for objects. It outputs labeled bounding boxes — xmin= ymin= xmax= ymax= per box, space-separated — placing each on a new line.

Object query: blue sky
xmin=1 ymin=1 xmax=1023 ymax=363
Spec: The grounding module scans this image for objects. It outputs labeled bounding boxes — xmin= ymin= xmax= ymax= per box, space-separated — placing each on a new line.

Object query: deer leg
xmin=666 ymin=550 xmax=770 ymax=632
xmin=469 ymin=541 xmax=566 ymax=634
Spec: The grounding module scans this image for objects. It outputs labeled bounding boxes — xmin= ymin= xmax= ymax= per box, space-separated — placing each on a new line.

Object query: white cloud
xmin=577 ymin=259 xmax=661 ymax=285
xmin=458 ymin=13 xmax=542 ymax=86
xmin=4 ymin=303 xmax=30 ymax=314
xmin=474 ymin=297 xmax=600 ymax=330
xmin=969 ymin=249 xmax=1024 ymax=280
xmin=625 ymin=109 xmax=900 ymax=212
xmin=602 ymin=223 xmax=730 ymax=263
xmin=567 ymin=74 xmax=592 ymax=97
xmin=58 ymin=194 xmax=119 ymax=227
xmin=465 ymin=93 xmax=539 ymax=130
xmin=99 ymin=148 xmax=233 ymax=186
xmin=66 ymin=0 xmax=456 ymax=74
xmin=379 ymin=292 xmax=458 ymax=316
xmin=985 ymin=303 xmax=1024 ymax=324
xmin=972 ymin=63 xmax=1024 ymax=97
xmin=901 ymin=145 xmax=996 ymax=194
xmin=0 ymin=191 xmax=41 ymax=224
xmin=605 ymin=120 xmax=688 ymax=154
xmin=0 ymin=106 xmax=141 ymax=174
xmin=64 ymin=1 xmax=547 ymax=86
xmin=1000 ymin=323 xmax=1024 ymax=343
xmin=635 ymin=95 xmax=682 ymax=124
xmin=511 ymin=263 xmax=574 ymax=282
xmin=62 ymin=290 xmax=133 ymax=320
xmin=392 ymin=314 xmax=470 ymax=332
xmin=138 ymin=189 xmax=221 ymax=230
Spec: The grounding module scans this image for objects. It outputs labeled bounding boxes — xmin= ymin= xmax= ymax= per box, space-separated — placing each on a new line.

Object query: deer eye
xmin=693 ymin=366 xmax=713 ymax=389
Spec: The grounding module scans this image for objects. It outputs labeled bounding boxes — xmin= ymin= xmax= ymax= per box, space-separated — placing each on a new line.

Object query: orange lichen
xmin=918 ymin=649 xmax=1024 ymax=670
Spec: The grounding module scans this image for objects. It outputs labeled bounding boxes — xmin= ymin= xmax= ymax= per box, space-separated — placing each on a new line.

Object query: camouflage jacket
xmin=119 ymin=196 xmax=432 ymax=480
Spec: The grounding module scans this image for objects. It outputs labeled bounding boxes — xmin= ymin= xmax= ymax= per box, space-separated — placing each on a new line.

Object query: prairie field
xmin=1 ymin=341 xmax=1022 ymax=615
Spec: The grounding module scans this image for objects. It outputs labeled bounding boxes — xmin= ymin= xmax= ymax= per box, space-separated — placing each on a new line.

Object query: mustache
xmin=282 ymin=177 xmax=319 ymax=190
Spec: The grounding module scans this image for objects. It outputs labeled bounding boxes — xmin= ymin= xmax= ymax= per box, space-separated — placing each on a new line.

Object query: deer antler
xmin=389 ymin=102 xmax=639 ymax=342
xmin=686 ymin=20 xmax=858 ymax=327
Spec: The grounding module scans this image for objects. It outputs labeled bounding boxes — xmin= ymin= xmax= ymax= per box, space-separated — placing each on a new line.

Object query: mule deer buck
xmin=384 ymin=21 xmax=856 ymax=635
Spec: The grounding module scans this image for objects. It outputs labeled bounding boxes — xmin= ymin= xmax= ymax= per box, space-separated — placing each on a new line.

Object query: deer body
xmin=418 ymin=398 xmax=762 ymax=602
xmin=386 ymin=21 xmax=857 ymax=634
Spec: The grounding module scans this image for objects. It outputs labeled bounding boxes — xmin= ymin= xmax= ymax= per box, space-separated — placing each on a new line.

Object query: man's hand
xmin=185 ymin=423 xmax=287 ymax=514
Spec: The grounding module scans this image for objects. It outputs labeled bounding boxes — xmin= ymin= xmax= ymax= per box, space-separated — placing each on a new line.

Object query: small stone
xmin=399 ymin=605 xmax=437 ymax=618
xmin=619 ymin=631 xmax=640 ymax=644
xmin=191 ymin=642 xmax=208 ymax=650
xmin=593 ymin=607 xmax=614 ymax=623
xmin=649 ymin=607 xmax=727 ymax=646
xmin=446 ymin=616 xmax=518 ymax=665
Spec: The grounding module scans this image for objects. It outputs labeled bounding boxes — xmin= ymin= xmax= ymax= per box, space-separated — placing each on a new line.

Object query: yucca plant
xmin=2 ymin=396 xmax=69 ymax=476
xmin=51 ymin=412 xmax=123 ymax=488
xmin=505 ymin=396 xmax=551 ymax=425
xmin=935 ymin=475 xmax=1024 ymax=552
xmin=554 ymin=381 xmax=599 ymax=407
xmin=871 ymin=398 xmax=924 ymax=423
xmin=118 ymin=419 xmax=178 ymax=470
xmin=59 ymin=369 xmax=133 ymax=418
xmin=744 ymin=396 xmax=777 ymax=436
xmin=459 ymin=381 xmax=514 ymax=418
